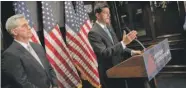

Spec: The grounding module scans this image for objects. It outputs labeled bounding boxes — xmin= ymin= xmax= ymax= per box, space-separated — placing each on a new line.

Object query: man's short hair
xmin=94 ymin=2 xmax=109 ymax=14
xmin=5 ymin=14 xmax=25 ymax=34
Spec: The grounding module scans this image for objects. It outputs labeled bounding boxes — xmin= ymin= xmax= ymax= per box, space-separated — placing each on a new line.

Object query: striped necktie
xmin=104 ymin=26 xmax=113 ymax=43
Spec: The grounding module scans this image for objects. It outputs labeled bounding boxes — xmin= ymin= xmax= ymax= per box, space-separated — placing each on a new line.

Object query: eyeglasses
xmin=16 ymin=23 xmax=30 ymax=30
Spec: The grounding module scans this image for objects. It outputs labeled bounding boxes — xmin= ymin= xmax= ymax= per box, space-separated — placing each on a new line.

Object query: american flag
xmin=65 ymin=1 xmax=100 ymax=87
xmin=41 ymin=2 xmax=81 ymax=88
xmin=13 ymin=1 xmax=41 ymax=44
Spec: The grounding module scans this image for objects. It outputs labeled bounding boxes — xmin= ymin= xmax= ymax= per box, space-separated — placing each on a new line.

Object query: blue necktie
xmin=104 ymin=26 xmax=113 ymax=43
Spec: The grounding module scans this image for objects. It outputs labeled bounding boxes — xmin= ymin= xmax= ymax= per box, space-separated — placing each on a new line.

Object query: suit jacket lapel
xmin=95 ymin=23 xmax=114 ymax=45
xmin=13 ymin=41 xmax=45 ymax=70
xmin=30 ymin=43 xmax=47 ymax=69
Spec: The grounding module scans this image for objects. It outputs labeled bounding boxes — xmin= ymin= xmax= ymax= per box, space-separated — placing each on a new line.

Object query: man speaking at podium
xmin=88 ymin=2 xmax=141 ymax=88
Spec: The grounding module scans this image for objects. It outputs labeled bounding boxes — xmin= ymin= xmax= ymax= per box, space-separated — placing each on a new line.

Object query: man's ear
xmin=11 ymin=28 xmax=18 ymax=36
xmin=96 ymin=13 xmax=100 ymax=19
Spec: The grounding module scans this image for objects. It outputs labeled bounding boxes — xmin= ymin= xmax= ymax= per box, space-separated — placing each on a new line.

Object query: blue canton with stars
xmin=13 ymin=1 xmax=34 ymax=28
xmin=65 ymin=1 xmax=80 ymax=33
xmin=75 ymin=1 xmax=89 ymax=26
xmin=41 ymin=1 xmax=57 ymax=32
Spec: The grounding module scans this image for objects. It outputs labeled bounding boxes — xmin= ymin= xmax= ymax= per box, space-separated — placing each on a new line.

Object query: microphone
xmin=124 ymin=26 xmax=146 ymax=50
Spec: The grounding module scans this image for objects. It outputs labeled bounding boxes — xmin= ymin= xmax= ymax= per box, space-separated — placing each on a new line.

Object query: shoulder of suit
xmin=2 ymin=43 xmax=20 ymax=57
xmin=92 ymin=23 xmax=101 ymax=31
xmin=3 ymin=41 xmax=18 ymax=52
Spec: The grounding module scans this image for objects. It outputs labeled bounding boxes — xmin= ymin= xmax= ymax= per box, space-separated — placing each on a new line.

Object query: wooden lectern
xmin=106 ymin=39 xmax=171 ymax=88
xmin=106 ymin=55 xmax=156 ymax=88
xmin=106 ymin=55 xmax=147 ymax=78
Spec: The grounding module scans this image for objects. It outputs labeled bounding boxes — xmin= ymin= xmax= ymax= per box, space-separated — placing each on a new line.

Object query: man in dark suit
xmin=2 ymin=14 xmax=58 ymax=88
xmin=88 ymin=3 xmax=141 ymax=88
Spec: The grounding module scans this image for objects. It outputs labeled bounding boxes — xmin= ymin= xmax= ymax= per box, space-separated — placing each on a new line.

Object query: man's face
xmin=97 ymin=7 xmax=111 ymax=24
xmin=12 ymin=18 xmax=32 ymax=39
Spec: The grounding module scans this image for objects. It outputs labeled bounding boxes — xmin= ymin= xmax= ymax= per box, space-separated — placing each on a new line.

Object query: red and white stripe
xmin=29 ymin=27 xmax=41 ymax=44
xmin=44 ymin=25 xmax=81 ymax=88
xmin=66 ymin=20 xmax=100 ymax=88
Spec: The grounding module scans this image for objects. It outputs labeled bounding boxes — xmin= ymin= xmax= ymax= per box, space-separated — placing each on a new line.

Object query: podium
xmin=106 ymin=39 xmax=172 ymax=88
xmin=106 ymin=55 xmax=147 ymax=78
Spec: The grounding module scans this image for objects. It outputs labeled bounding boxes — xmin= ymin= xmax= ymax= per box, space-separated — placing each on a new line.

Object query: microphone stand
xmin=124 ymin=26 xmax=146 ymax=50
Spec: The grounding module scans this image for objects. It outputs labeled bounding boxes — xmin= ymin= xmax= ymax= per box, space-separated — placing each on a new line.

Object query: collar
xmin=96 ymin=20 xmax=107 ymax=29
xmin=14 ymin=39 xmax=30 ymax=51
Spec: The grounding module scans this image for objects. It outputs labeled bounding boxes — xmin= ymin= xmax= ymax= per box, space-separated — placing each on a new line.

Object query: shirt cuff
xmin=131 ymin=50 xmax=134 ymax=56
xmin=120 ymin=41 xmax=126 ymax=49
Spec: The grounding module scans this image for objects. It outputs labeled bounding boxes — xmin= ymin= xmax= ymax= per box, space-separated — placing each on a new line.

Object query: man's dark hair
xmin=94 ymin=2 xmax=109 ymax=14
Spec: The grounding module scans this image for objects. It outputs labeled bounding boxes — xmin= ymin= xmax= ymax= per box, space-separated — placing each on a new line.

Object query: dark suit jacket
xmin=88 ymin=23 xmax=131 ymax=88
xmin=2 ymin=41 xmax=58 ymax=88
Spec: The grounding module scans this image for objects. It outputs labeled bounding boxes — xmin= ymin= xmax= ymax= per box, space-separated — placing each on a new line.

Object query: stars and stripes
xmin=75 ymin=1 xmax=98 ymax=67
xmin=41 ymin=1 xmax=81 ymax=88
xmin=65 ymin=1 xmax=101 ymax=88
xmin=13 ymin=1 xmax=41 ymax=44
